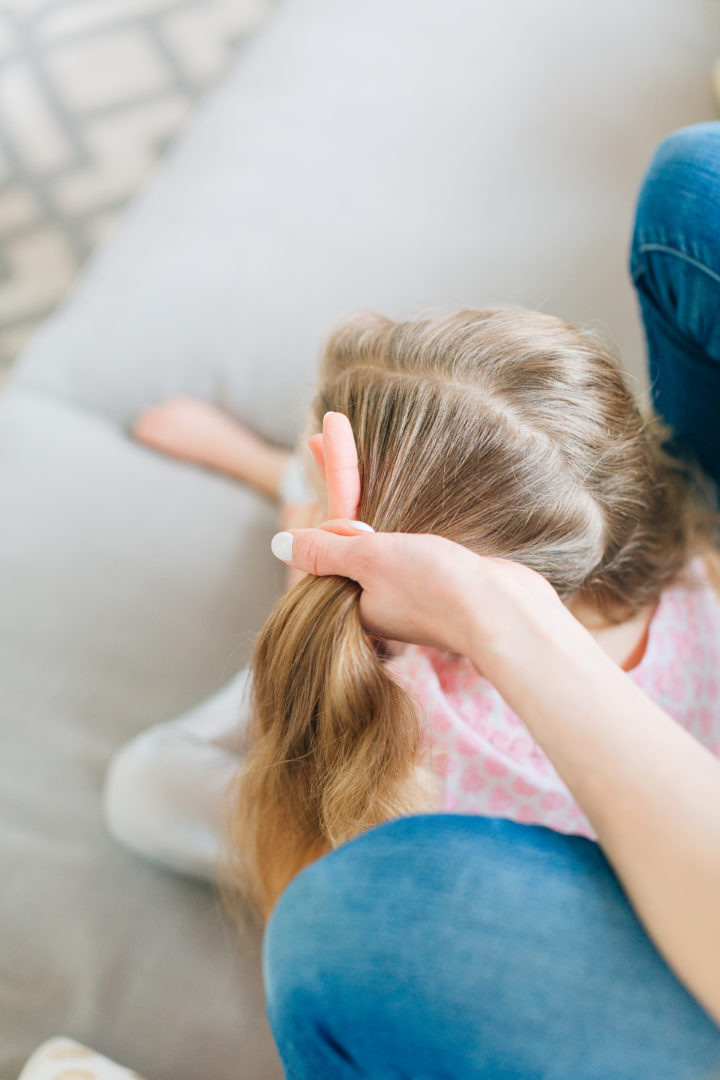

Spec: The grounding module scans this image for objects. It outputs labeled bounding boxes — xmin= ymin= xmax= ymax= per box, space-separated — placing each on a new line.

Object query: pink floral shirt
xmin=386 ymin=558 xmax=720 ymax=840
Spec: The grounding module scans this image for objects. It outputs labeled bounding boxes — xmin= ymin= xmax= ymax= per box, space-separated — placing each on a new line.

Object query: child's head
xmin=311 ymin=307 xmax=703 ymax=619
xmin=226 ymin=308 xmax=712 ymax=918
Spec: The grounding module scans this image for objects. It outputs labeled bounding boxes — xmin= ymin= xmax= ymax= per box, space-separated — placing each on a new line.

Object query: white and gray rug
xmin=0 ymin=0 xmax=269 ymax=369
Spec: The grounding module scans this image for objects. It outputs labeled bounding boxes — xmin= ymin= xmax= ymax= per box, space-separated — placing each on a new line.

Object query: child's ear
xmin=306 ymin=433 xmax=326 ymax=479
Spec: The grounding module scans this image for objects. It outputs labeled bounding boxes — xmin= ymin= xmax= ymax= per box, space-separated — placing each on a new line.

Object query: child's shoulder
xmin=694 ymin=550 xmax=720 ymax=597
xmin=645 ymin=554 xmax=720 ymax=649
xmin=662 ymin=553 xmax=720 ymax=614
xmin=632 ymin=554 xmax=717 ymax=682
xmin=633 ymin=555 xmax=720 ymax=743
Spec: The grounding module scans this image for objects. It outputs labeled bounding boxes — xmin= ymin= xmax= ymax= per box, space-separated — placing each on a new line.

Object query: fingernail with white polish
xmin=271 ymin=531 xmax=295 ymax=562
xmin=350 ymin=520 xmax=374 ymax=532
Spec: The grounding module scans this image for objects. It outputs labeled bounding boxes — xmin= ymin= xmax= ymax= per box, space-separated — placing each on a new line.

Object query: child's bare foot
xmin=133 ymin=397 xmax=291 ymax=498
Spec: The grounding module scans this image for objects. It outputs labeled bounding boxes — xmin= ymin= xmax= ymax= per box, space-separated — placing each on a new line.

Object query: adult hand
xmin=273 ymin=521 xmax=565 ymax=667
xmin=128 ymin=407 xmax=720 ymax=1045
xmin=276 ymin=417 xmax=720 ymax=1026
xmin=306 ymin=411 xmax=361 ymax=520
xmin=275 ymin=410 xmax=567 ymax=665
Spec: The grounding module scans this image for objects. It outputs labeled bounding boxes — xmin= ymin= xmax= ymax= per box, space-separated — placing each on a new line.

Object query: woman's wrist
xmin=456 ymin=557 xmax=607 ymax=705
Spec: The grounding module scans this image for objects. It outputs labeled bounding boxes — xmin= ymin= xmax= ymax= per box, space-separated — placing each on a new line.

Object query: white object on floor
xmin=18 ymin=1037 xmax=146 ymax=1080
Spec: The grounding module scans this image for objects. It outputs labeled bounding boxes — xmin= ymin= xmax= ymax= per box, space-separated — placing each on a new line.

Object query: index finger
xmin=323 ymin=412 xmax=361 ymax=520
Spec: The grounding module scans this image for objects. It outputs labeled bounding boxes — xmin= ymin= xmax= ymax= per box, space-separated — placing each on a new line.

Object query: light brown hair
xmin=225 ymin=308 xmax=714 ymax=917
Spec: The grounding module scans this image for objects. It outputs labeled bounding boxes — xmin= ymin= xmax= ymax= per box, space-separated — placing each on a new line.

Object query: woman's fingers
xmin=305 ymin=413 xmax=362 ymax=519
xmin=271 ymin=520 xmax=373 ymax=578
xmin=322 ymin=412 xmax=361 ymax=520
xmin=270 ymin=524 xmax=474 ymax=650
xmin=306 ymin=433 xmax=325 ymax=476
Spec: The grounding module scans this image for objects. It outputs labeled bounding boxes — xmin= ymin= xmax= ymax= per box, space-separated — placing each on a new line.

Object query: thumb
xmin=271 ymin=520 xmax=373 ymax=578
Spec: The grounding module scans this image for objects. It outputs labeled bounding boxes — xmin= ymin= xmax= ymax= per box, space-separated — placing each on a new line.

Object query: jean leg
xmin=630 ymin=122 xmax=720 ymax=487
xmin=264 ymin=815 xmax=720 ymax=1080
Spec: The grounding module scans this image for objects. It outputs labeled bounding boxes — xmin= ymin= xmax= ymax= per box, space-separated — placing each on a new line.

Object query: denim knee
xmin=262 ymin=816 xmax=720 ymax=1080
xmin=263 ymin=839 xmax=375 ymax=1080
xmin=263 ymin=855 xmax=333 ymax=1029
xmin=631 ymin=121 xmax=720 ymax=273
xmin=647 ymin=121 xmax=720 ymax=178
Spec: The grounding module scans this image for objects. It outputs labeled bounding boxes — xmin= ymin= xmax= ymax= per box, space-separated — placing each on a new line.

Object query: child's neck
xmin=568 ymin=599 xmax=657 ymax=673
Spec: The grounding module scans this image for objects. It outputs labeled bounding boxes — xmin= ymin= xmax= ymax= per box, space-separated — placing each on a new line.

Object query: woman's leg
xmin=264 ymin=815 xmax=720 ymax=1080
xmin=630 ymin=121 xmax=720 ymax=487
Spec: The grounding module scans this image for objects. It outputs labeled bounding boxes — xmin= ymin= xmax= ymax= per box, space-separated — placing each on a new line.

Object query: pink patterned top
xmin=386 ymin=557 xmax=720 ymax=840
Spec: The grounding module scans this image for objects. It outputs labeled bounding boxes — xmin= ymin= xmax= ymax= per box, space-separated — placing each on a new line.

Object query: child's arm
xmin=133 ymin=397 xmax=291 ymax=499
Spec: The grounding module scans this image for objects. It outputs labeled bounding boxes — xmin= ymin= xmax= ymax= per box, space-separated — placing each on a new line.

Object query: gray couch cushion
xmin=2 ymin=0 xmax=718 ymax=1077
xmin=12 ymin=0 xmax=718 ymax=442
xmin=0 ymin=389 xmax=281 ymax=1078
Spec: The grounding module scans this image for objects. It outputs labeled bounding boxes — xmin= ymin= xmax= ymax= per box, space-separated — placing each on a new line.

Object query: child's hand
xmin=133 ymin=396 xmax=290 ymax=497
xmin=280 ymin=500 xmax=325 ymax=532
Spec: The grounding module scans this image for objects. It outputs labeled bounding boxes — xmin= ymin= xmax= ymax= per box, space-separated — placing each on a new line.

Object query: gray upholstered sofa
xmin=1 ymin=1 xmax=717 ymax=1077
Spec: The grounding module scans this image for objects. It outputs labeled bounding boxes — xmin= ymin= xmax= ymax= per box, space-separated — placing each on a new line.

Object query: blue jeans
xmin=631 ymin=122 xmax=720 ymax=487
xmin=266 ymin=817 xmax=720 ymax=1080
xmin=263 ymin=123 xmax=720 ymax=1079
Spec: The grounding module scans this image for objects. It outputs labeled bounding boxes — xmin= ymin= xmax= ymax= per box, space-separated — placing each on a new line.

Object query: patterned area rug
xmin=0 ymin=0 xmax=269 ymax=370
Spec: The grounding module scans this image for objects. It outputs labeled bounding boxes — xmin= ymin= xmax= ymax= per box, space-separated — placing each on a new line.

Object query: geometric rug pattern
xmin=0 ymin=0 xmax=269 ymax=370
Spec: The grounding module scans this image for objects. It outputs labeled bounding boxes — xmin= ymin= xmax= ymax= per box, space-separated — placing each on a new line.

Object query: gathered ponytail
xmin=224 ymin=573 xmax=436 ymax=918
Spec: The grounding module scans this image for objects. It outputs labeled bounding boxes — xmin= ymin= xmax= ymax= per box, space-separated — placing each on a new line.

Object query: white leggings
xmin=104 ymin=457 xmax=317 ymax=881
xmin=104 ymin=670 xmax=252 ymax=882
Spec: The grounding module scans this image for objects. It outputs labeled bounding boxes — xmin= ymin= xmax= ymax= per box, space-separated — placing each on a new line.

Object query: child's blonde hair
xmin=225 ymin=308 xmax=713 ymax=917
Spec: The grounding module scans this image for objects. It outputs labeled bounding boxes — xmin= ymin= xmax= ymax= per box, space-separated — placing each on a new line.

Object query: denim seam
xmin=632 ymin=242 xmax=720 ymax=287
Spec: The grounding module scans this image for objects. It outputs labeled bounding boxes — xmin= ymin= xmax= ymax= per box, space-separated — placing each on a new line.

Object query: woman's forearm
xmin=470 ymin=600 xmax=720 ymax=1024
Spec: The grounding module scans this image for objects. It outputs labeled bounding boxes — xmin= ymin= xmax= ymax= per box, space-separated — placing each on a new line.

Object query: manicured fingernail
xmin=271 ymin=531 xmax=294 ymax=562
xmin=350 ymin=520 xmax=374 ymax=532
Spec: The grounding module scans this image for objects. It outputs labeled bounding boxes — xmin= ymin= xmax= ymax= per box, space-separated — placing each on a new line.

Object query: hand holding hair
xmin=271 ymin=515 xmax=720 ymax=1026
xmin=257 ymin=382 xmax=720 ymax=1021
xmin=271 ymin=419 xmax=720 ymax=1024
xmin=274 ymin=407 xmax=571 ymax=668
xmin=271 ymin=520 xmax=567 ymax=666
